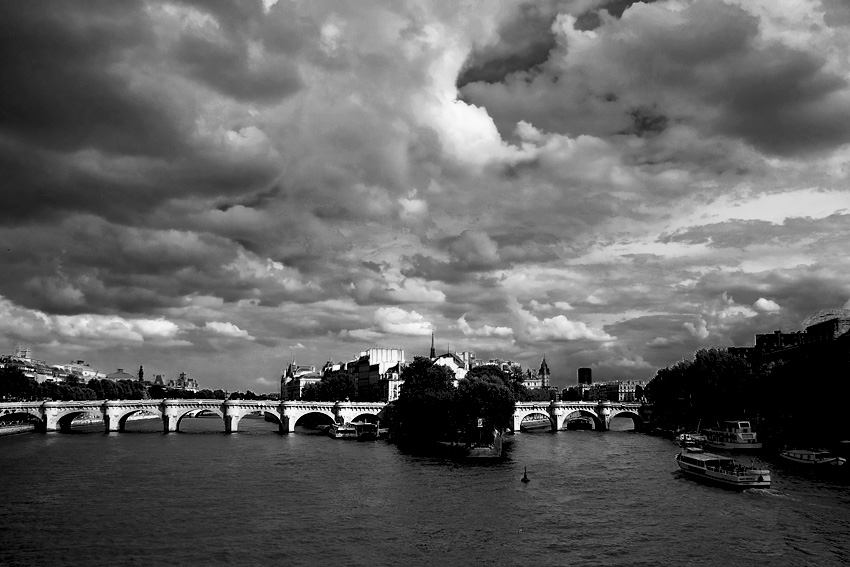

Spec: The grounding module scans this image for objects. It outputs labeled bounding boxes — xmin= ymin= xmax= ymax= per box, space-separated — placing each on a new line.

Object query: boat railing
xmin=704 ymin=464 xmax=757 ymax=477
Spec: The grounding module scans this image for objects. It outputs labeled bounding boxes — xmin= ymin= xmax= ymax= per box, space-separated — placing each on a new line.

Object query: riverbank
xmin=0 ymin=424 xmax=36 ymax=436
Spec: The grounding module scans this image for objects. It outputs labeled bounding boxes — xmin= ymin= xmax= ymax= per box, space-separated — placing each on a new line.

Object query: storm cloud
xmin=1 ymin=0 xmax=848 ymax=390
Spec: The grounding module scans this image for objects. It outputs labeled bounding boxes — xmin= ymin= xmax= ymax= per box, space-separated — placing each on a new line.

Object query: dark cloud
xmin=822 ymin=0 xmax=850 ymax=27
xmin=0 ymin=1 xmax=847 ymax=391
xmin=0 ymin=2 xmax=190 ymax=157
xmin=707 ymin=48 xmax=850 ymax=155
xmin=458 ymin=1 xmax=658 ymax=87
xmin=174 ymin=27 xmax=303 ymax=103
xmin=457 ymin=2 xmax=558 ymax=87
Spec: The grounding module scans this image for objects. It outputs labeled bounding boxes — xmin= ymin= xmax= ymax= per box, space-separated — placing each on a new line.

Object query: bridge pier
xmin=224 ymin=414 xmax=239 ymax=433
xmin=104 ymin=402 xmax=124 ymax=432
xmin=550 ymin=403 xmax=565 ymax=432
xmin=595 ymin=402 xmax=611 ymax=431
xmin=161 ymin=402 xmax=182 ymax=433
xmin=279 ymin=415 xmax=294 ymax=434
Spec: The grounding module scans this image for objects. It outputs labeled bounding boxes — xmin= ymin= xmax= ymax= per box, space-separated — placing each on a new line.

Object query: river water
xmin=1 ymin=416 xmax=848 ymax=567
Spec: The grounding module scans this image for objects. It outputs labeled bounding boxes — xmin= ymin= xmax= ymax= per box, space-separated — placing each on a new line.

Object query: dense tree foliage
xmin=644 ymin=348 xmax=753 ymax=430
xmin=301 ymin=371 xmax=355 ymax=402
xmin=0 ymin=367 xmax=101 ymax=401
xmin=467 ymin=364 xmax=550 ymax=402
xmin=390 ymin=356 xmax=458 ymax=444
xmin=641 ymin=346 xmax=850 ymax=444
xmin=456 ymin=374 xmax=515 ymax=443
xmin=0 ymin=368 xmax=235 ymax=402
xmin=87 ymin=378 xmax=149 ymax=400
xmin=389 ymin=358 xmax=518 ymax=446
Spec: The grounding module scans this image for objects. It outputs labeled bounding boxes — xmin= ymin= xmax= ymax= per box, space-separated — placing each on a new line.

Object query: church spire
xmin=538 ymin=354 xmax=550 ymax=389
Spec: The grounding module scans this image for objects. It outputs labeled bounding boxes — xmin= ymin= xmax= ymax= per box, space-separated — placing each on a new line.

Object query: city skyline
xmin=1 ymin=1 xmax=849 ymax=392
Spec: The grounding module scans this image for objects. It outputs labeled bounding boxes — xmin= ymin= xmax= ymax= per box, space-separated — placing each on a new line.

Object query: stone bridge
xmin=0 ymin=400 xmax=387 ymax=434
xmin=512 ymin=400 xmax=645 ymax=432
xmin=0 ymin=399 xmax=641 ymax=434
xmin=279 ymin=401 xmax=386 ymax=433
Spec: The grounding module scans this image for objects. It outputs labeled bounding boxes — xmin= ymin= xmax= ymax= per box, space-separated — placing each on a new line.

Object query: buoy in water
xmin=521 ymin=467 xmax=530 ymax=483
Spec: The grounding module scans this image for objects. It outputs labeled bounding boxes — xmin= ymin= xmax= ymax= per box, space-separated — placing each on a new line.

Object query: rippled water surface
xmin=1 ymin=417 xmax=849 ymax=567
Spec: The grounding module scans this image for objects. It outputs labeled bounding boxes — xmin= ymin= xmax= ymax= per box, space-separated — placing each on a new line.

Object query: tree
xmin=0 ymin=367 xmax=38 ymax=401
xmin=644 ymin=348 xmax=754 ymax=430
xmin=320 ymin=371 xmax=356 ymax=401
xmin=390 ymin=357 xmax=457 ymax=444
xmin=456 ymin=375 xmax=515 ymax=443
xmin=148 ymin=384 xmax=166 ymax=399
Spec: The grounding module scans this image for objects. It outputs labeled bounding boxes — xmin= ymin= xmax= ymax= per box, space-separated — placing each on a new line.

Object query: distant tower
xmin=430 ymin=332 xmax=436 ymax=359
xmin=538 ymin=355 xmax=550 ymax=389
xmin=578 ymin=367 xmax=592 ymax=385
xmin=138 ymin=365 xmax=144 ymax=382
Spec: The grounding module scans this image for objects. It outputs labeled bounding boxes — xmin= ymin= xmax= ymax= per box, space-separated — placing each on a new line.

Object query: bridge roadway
xmin=0 ymin=399 xmax=644 ymax=434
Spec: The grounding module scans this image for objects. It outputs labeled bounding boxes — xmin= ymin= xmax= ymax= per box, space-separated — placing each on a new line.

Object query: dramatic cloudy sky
xmin=2 ymin=0 xmax=849 ymax=392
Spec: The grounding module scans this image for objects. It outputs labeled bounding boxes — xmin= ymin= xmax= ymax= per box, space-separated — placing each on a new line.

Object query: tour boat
xmin=676 ymin=432 xmax=707 ymax=445
xmin=327 ymin=422 xmax=357 ymax=439
xmin=779 ymin=449 xmax=846 ymax=467
xmin=566 ymin=417 xmax=594 ymax=431
xmin=521 ymin=418 xmax=552 ymax=432
xmin=680 ymin=438 xmax=704 ymax=453
xmin=351 ymin=421 xmax=378 ymax=441
xmin=675 ymin=451 xmax=771 ymax=489
xmin=703 ymin=420 xmax=762 ymax=450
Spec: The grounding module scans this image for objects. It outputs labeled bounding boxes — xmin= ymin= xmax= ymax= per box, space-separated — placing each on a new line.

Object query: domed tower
xmin=538 ymin=355 xmax=550 ymax=389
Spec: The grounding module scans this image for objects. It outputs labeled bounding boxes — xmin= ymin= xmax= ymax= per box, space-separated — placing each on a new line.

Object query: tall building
xmin=523 ymin=356 xmax=550 ymax=389
xmin=352 ymin=347 xmax=405 ymax=402
xmin=281 ymin=358 xmax=321 ymax=400
xmin=577 ymin=367 xmax=592 ymax=385
xmin=538 ymin=355 xmax=550 ymax=389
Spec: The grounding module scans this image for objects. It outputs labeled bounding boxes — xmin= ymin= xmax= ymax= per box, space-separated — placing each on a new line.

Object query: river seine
xmin=1 ymin=416 xmax=849 ymax=567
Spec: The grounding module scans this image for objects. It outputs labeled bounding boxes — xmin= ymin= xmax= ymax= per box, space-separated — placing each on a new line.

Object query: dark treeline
xmin=301 ymin=366 xmax=551 ymax=404
xmin=301 ymin=371 xmax=356 ymax=402
xmin=0 ymin=368 xmax=148 ymax=401
xmin=645 ymin=346 xmax=850 ymax=446
xmin=0 ymin=367 xmax=277 ymax=403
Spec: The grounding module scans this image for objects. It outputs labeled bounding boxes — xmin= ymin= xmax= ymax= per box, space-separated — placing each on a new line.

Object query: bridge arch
xmin=350 ymin=411 xmax=380 ymax=423
xmin=519 ymin=412 xmax=553 ymax=432
xmin=225 ymin=407 xmax=282 ymax=433
xmin=54 ymin=410 xmax=101 ymax=432
xmin=555 ymin=407 xmax=601 ymax=431
xmin=115 ymin=408 xmax=162 ymax=431
xmin=607 ymin=409 xmax=643 ymax=431
xmin=173 ymin=407 xmax=223 ymax=432
xmin=0 ymin=407 xmax=43 ymax=423
xmin=512 ymin=404 xmax=553 ymax=432
xmin=560 ymin=410 xmax=602 ymax=431
xmin=291 ymin=410 xmax=336 ymax=429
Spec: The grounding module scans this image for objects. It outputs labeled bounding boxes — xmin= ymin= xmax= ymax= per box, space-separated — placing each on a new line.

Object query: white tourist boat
xmin=675 ymin=451 xmax=771 ymax=489
xmin=328 ymin=422 xmax=357 ymax=439
xmin=779 ymin=449 xmax=846 ymax=467
xmin=703 ymin=420 xmax=762 ymax=450
xmin=680 ymin=438 xmax=704 ymax=453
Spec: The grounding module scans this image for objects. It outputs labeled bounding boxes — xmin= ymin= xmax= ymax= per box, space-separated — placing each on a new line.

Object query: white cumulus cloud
xmin=457 ymin=315 xmax=513 ymax=338
xmin=203 ymin=321 xmax=254 ymax=340
xmin=374 ymin=307 xmax=433 ymax=336
xmin=511 ymin=299 xmax=613 ymax=342
xmin=753 ymin=298 xmax=781 ymax=312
